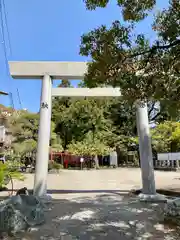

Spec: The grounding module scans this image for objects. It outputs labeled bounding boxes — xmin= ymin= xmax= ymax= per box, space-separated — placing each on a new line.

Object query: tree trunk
xmin=94 ymin=155 xmax=99 ymax=169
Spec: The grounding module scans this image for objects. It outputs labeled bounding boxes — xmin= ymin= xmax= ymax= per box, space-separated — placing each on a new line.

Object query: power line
xmin=0 ymin=0 xmax=8 ymax=71
xmin=9 ymin=92 xmax=14 ymax=109
xmin=2 ymin=0 xmax=11 ymax=55
xmin=0 ymin=0 xmax=15 ymax=110
xmin=17 ymin=88 xmax=23 ymax=109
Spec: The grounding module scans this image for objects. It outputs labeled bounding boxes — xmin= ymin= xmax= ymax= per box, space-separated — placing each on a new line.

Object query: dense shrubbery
xmin=0 ymin=162 xmax=25 ymax=189
xmin=151 ymin=122 xmax=180 ymax=153
xmin=48 ymin=161 xmax=63 ymax=171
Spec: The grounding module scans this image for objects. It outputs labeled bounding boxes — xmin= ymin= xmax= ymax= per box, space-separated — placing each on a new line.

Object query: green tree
xmin=151 ymin=121 xmax=180 ymax=153
xmin=10 ymin=113 xmax=39 ymax=154
xmin=52 ymin=80 xmax=73 ymax=148
xmin=52 ymin=88 xmax=167 ymax=153
xmin=67 ymin=131 xmax=112 ymax=156
xmin=10 ymin=112 xmax=60 ymax=155
xmin=83 ymin=0 xmax=156 ymax=21
xmin=52 ymin=95 xmax=114 ymax=148
xmin=50 ymin=121 xmax=63 ymax=151
xmin=80 ymin=0 xmax=180 ymax=113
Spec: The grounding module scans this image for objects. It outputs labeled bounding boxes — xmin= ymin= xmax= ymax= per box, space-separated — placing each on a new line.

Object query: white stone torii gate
xmin=9 ymin=61 xmax=156 ymax=198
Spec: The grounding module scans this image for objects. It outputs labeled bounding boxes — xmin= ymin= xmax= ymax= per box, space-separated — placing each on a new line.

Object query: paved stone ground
xmin=1 ymin=168 xmax=180 ymax=239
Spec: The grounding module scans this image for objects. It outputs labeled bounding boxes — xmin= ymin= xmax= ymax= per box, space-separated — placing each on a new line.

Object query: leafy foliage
xmin=13 ymin=139 xmax=37 ymax=155
xmin=0 ymin=161 xmax=25 ymax=188
xmin=8 ymin=112 xmax=63 ymax=156
xmin=151 ymin=121 xmax=180 ymax=153
xmin=52 ymin=83 xmax=114 ymax=149
xmin=83 ymin=0 xmax=156 ymax=21
xmin=48 ymin=161 xmax=63 ymax=171
xmin=10 ymin=113 xmax=39 ymax=154
xmin=67 ymin=133 xmax=112 ymax=156
xmin=80 ymin=0 xmax=180 ymax=112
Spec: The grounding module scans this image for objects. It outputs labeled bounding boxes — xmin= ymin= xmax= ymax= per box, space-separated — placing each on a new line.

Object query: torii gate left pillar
xmin=34 ymin=74 xmax=52 ymax=195
xmin=9 ymin=61 xmax=157 ymax=200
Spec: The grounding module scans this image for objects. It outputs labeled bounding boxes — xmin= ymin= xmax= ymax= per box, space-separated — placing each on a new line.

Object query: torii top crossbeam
xmin=9 ymin=61 xmax=121 ymax=97
xmin=9 ymin=61 xmax=87 ymax=80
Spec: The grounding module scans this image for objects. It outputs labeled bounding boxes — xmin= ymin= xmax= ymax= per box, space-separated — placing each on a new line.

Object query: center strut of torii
xmin=9 ymin=61 xmax=156 ymax=198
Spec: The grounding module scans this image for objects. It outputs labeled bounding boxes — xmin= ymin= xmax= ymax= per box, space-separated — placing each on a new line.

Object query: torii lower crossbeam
xmin=9 ymin=61 xmax=156 ymax=198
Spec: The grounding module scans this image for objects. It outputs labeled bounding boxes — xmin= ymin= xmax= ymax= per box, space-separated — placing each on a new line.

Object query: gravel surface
xmin=15 ymin=194 xmax=180 ymax=239
xmin=1 ymin=168 xmax=180 ymax=239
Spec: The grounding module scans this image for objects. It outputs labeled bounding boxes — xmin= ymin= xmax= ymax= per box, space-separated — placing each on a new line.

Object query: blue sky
xmin=0 ymin=0 xmax=169 ymax=112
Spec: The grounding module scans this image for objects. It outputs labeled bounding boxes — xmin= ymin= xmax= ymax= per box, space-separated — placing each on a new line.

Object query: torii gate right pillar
xmin=136 ymin=101 xmax=156 ymax=195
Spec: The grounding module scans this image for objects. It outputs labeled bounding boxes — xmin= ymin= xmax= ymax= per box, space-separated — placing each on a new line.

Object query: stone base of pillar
xmin=138 ymin=193 xmax=167 ymax=202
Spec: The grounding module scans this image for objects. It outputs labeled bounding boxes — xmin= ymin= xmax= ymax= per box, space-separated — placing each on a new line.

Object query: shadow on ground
xmin=10 ymin=187 xmax=180 ymax=198
xmin=2 ymin=178 xmax=180 ymax=239
xmin=133 ymin=188 xmax=180 ymax=198
xmin=12 ymin=189 xmax=130 ymax=195
xmin=13 ymin=192 xmax=180 ymax=240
